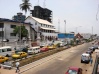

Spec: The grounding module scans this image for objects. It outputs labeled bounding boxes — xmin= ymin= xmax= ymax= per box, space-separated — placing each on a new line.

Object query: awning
xmin=40 ymin=27 xmax=56 ymax=30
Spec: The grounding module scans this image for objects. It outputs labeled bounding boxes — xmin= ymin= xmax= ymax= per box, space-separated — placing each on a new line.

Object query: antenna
xmin=38 ymin=0 xmax=39 ymax=6
xmin=43 ymin=0 xmax=46 ymax=8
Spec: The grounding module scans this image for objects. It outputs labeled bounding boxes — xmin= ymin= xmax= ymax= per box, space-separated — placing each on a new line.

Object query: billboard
xmin=58 ymin=33 xmax=74 ymax=38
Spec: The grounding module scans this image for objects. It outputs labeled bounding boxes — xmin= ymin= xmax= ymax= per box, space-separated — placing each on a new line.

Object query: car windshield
xmin=68 ymin=69 xmax=77 ymax=74
xmin=16 ymin=52 xmax=21 ymax=55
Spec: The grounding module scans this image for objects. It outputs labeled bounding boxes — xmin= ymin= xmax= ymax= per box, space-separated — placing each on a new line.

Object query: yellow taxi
xmin=12 ymin=52 xmax=27 ymax=59
xmin=47 ymin=44 xmax=56 ymax=49
xmin=0 ymin=56 xmax=9 ymax=63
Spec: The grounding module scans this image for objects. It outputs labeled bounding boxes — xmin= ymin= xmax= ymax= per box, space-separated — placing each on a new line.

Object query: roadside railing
xmin=92 ymin=55 xmax=99 ymax=74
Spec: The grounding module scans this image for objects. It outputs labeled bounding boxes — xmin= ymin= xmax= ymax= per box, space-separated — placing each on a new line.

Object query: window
xmin=0 ymin=50 xmax=2 ymax=53
xmin=0 ymin=23 xmax=4 ymax=28
xmin=0 ymin=31 xmax=4 ymax=37
xmin=2 ymin=49 xmax=7 ymax=52
xmin=35 ymin=22 xmax=37 ymax=25
xmin=10 ymin=33 xmax=16 ymax=36
xmin=7 ymin=48 xmax=11 ymax=51
xmin=11 ymin=25 xmax=16 ymax=28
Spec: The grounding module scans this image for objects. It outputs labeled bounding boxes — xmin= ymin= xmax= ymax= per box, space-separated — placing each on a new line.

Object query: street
xmin=19 ymin=42 xmax=94 ymax=74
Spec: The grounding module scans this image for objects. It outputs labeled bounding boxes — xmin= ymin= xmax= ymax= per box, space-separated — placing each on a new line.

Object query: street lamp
xmin=64 ymin=20 xmax=66 ymax=33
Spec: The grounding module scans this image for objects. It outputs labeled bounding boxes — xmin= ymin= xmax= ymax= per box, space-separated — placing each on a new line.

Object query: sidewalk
xmin=0 ymin=68 xmax=16 ymax=74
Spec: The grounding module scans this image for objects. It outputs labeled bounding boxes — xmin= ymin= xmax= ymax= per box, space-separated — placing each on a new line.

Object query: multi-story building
xmin=0 ymin=18 xmax=36 ymax=42
xmin=25 ymin=16 xmax=57 ymax=41
xmin=30 ymin=6 xmax=52 ymax=23
xmin=12 ymin=12 xmax=26 ymax=22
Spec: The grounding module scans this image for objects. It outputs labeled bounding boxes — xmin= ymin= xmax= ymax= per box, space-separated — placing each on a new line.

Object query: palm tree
xmin=19 ymin=0 xmax=31 ymax=41
xmin=20 ymin=0 xmax=32 ymax=16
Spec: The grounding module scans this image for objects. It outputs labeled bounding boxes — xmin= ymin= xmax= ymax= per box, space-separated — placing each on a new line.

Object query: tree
xmin=13 ymin=26 xmax=28 ymax=39
xmin=20 ymin=0 xmax=32 ymax=16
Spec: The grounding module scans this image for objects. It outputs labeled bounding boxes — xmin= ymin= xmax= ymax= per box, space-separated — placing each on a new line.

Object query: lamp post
xmin=58 ymin=19 xmax=60 ymax=33
xmin=64 ymin=20 xmax=66 ymax=33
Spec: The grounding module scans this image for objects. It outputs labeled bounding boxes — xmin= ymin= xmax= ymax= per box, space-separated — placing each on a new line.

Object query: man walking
xmin=15 ymin=61 xmax=20 ymax=73
xmin=90 ymin=57 xmax=93 ymax=66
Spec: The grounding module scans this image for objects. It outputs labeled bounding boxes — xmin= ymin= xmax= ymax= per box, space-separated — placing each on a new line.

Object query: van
xmin=0 ymin=46 xmax=13 ymax=57
xmin=81 ymin=53 xmax=90 ymax=64
xmin=28 ymin=46 xmax=40 ymax=55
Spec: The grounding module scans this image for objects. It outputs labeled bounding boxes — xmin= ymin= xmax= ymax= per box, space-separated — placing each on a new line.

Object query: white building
xmin=0 ymin=18 xmax=36 ymax=42
xmin=25 ymin=16 xmax=57 ymax=41
xmin=81 ymin=33 xmax=91 ymax=39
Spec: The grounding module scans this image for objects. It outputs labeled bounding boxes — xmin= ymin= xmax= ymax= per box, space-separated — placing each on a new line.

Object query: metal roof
xmin=29 ymin=16 xmax=53 ymax=26
xmin=0 ymin=18 xmax=32 ymax=25
xmin=40 ymin=27 xmax=56 ymax=30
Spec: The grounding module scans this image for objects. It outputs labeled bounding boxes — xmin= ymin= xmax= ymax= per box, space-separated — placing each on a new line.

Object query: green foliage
xmin=20 ymin=0 xmax=32 ymax=14
xmin=13 ymin=26 xmax=28 ymax=39
xmin=70 ymin=40 xmax=75 ymax=46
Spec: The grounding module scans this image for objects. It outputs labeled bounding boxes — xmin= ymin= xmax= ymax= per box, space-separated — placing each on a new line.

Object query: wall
xmin=0 ymin=21 xmax=31 ymax=42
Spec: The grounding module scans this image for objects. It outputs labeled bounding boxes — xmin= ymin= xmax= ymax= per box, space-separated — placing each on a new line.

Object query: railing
xmin=92 ymin=55 xmax=99 ymax=74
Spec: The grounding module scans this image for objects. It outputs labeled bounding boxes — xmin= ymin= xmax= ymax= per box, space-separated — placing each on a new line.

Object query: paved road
xmin=0 ymin=42 xmax=95 ymax=74
xmin=20 ymin=42 xmax=93 ymax=74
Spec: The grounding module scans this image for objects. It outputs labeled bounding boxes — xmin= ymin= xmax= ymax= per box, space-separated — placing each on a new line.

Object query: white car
xmin=28 ymin=46 xmax=40 ymax=55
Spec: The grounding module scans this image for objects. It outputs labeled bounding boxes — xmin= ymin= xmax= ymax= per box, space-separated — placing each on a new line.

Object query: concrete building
xmin=81 ymin=33 xmax=91 ymax=39
xmin=30 ymin=6 xmax=52 ymax=23
xmin=0 ymin=18 xmax=36 ymax=42
xmin=25 ymin=16 xmax=57 ymax=41
xmin=12 ymin=12 xmax=26 ymax=22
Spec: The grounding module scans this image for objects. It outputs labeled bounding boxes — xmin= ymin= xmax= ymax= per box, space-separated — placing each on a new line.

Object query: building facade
xmin=81 ymin=33 xmax=91 ymax=39
xmin=30 ymin=6 xmax=52 ymax=23
xmin=0 ymin=18 xmax=36 ymax=42
xmin=25 ymin=16 xmax=57 ymax=41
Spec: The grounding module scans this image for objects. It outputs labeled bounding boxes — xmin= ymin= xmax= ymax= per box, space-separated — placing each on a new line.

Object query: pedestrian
xmin=90 ymin=57 xmax=93 ymax=66
xmin=15 ymin=61 xmax=20 ymax=73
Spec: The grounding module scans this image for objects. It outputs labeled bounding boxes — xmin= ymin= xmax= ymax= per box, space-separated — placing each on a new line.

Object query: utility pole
xmin=58 ymin=19 xmax=60 ymax=33
xmin=92 ymin=26 xmax=93 ymax=40
xmin=38 ymin=0 xmax=39 ymax=6
xmin=43 ymin=0 xmax=46 ymax=8
xmin=92 ymin=26 xmax=93 ymax=35
xmin=64 ymin=20 xmax=66 ymax=33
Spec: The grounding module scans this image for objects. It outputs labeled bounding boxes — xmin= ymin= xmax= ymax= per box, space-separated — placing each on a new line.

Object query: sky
xmin=0 ymin=0 xmax=99 ymax=35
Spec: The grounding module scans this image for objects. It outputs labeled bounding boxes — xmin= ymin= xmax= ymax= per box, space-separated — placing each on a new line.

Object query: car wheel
xmin=6 ymin=54 xmax=9 ymax=57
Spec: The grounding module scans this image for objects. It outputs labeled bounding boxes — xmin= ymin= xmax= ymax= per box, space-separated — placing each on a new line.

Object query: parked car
xmin=40 ymin=46 xmax=49 ymax=52
xmin=28 ymin=46 xmax=40 ymax=55
xmin=47 ymin=44 xmax=56 ymax=49
xmin=12 ymin=52 xmax=27 ymax=59
xmin=88 ymin=47 xmax=95 ymax=52
xmin=0 ymin=46 xmax=13 ymax=57
xmin=86 ymin=50 xmax=92 ymax=55
xmin=0 ymin=56 xmax=9 ymax=63
xmin=65 ymin=67 xmax=82 ymax=74
xmin=81 ymin=53 xmax=90 ymax=63
xmin=92 ymin=45 xmax=98 ymax=49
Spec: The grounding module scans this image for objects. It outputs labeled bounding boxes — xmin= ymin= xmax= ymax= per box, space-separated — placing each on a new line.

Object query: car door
xmin=0 ymin=57 xmax=5 ymax=63
xmin=78 ymin=68 xmax=82 ymax=74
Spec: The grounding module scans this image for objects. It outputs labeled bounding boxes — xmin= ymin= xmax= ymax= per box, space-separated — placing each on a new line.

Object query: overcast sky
xmin=0 ymin=0 xmax=99 ymax=35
